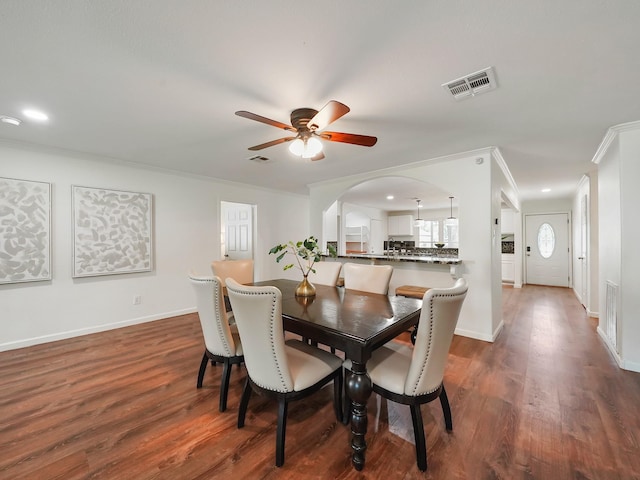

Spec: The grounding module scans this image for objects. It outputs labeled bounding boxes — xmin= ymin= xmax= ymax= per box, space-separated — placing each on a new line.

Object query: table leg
xmin=346 ymin=361 xmax=372 ymax=471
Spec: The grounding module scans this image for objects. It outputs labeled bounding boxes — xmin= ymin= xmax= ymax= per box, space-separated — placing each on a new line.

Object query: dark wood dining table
xmin=252 ymin=279 xmax=422 ymax=471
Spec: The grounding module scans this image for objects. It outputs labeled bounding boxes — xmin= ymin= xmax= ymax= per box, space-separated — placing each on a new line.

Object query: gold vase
xmin=295 ymin=275 xmax=316 ymax=297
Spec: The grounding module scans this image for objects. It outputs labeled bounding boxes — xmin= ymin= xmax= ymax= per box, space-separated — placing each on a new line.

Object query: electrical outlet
xmin=133 ymin=295 xmax=142 ymax=305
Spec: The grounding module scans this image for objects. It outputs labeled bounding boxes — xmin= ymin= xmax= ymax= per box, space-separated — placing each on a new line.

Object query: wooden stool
xmin=395 ymin=285 xmax=430 ymax=299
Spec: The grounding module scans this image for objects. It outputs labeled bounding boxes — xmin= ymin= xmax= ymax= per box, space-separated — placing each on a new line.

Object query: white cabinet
xmin=502 ymin=254 xmax=515 ymax=283
xmin=501 ymin=209 xmax=514 ymax=234
xmin=388 ymin=215 xmax=414 ymax=236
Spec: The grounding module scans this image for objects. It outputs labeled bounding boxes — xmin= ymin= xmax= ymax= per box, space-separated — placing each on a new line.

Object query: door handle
xmin=578 ymin=256 xmax=584 ymax=260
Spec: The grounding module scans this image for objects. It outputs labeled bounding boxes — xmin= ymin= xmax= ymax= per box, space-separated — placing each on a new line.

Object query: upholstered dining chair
xmin=210 ymin=259 xmax=254 ymax=291
xmin=307 ymin=261 xmax=342 ymax=287
xmin=344 ymin=278 xmax=468 ymax=471
xmin=211 ymin=258 xmax=254 ymax=312
xmin=342 ymin=262 xmax=393 ymax=294
xmin=189 ymin=273 xmax=244 ymax=412
xmin=225 ymin=278 xmax=343 ymax=467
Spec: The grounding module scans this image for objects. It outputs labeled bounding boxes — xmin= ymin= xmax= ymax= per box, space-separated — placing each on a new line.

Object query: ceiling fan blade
xmin=248 ymin=137 xmax=296 ymax=151
xmin=235 ymin=111 xmax=296 ymax=131
xmin=307 ymin=101 xmax=350 ymax=131
xmin=320 ymin=131 xmax=378 ymax=147
xmin=310 ymin=152 xmax=325 ymax=161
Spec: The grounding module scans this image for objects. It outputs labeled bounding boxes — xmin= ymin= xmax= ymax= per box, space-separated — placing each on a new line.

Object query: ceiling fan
xmin=235 ymin=100 xmax=377 ymax=161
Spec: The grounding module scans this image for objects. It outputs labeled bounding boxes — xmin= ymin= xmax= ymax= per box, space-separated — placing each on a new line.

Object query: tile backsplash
xmin=502 ymin=241 xmax=514 ymax=254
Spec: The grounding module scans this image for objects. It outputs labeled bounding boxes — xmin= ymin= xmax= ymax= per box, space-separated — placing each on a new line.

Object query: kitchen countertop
xmin=329 ymin=253 xmax=461 ymax=265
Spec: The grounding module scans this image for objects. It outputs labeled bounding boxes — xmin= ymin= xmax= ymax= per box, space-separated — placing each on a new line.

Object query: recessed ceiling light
xmin=386 ymin=195 xmax=394 ymax=200
xmin=1 ymin=115 xmax=21 ymax=126
xmin=22 ymin=109 xmax=49 ymax=121
xmin=541 ymin=188 xmax=551 ymax=193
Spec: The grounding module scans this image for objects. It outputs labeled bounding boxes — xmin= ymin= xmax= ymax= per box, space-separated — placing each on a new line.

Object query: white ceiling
xmin=1 ymin=1 xmax=639 ymax=207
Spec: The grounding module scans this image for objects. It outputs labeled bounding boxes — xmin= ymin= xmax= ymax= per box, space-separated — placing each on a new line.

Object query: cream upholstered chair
xmin=211 ymin=259 xmax=254 ymax=290
xmin=345 ymin=278 xmax=468 ymax=471
xmin=342 ymin=262 xmax=393 ymax=294
xmin=189 ymin=273 xmax=244 ymax=412
xmin=226 ymin=278 xmax=343 ymax=467
xmin=308 ymin=261 xmax=342 ymax=286
xmin=211 ymin=259 xmax=254 ymax=312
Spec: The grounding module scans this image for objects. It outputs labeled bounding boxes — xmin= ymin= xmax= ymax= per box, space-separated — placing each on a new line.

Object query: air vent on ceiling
xmin=442 ymin=67 xmax=497 ymax=100
xmin=249 ymin=155 xmax=270 ymax=162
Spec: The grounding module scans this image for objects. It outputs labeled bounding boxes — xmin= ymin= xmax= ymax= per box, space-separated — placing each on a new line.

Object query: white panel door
xmin=525 ymin=213 xmax=569 ymax=287
xmin=575 ymin=194 xmax=588 ymax=306
xmin=222 ymin=201 xmax=253 ymax=260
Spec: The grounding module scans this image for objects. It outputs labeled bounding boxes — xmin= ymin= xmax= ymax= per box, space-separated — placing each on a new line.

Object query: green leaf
xmin=269 ymin=244 xmax=285 ymax=255
xmin=269 ymin=235 xmax=331 ymax=275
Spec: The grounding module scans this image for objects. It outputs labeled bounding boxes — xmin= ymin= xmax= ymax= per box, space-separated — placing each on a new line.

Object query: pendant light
xmin=445 ymin=196 xmax=456 ymax=226
xmin=414 ymin=199 xmax=424 ymax=227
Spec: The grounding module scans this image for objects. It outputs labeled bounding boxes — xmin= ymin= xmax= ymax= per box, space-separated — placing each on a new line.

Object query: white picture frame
xmin=72 ymin=185 xmax=153 ymax=278
xmin=0 ymin=177 xmax=52 ymax=284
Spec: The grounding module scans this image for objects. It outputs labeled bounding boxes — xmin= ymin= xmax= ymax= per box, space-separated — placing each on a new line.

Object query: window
xmin=537 ymin=223 xmax=555 ymax=258
xmin=418 ymin=218 xmax=458 ymax=248
xmin=418 ymin=220 xmax=439 ymax=247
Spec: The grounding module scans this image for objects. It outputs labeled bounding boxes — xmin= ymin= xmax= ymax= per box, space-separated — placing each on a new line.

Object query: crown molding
xmin=591 ymin=120 xmax=640 ymax=165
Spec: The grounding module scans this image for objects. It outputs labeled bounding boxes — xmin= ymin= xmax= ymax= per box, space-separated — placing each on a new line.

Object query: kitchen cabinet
xmin=502 ymin=253 xmax=515 ymax=283
xmin=501 ymin=209 xmax=514 ymax=234
xmin=388 ymin=214 xmax=414 ymax=236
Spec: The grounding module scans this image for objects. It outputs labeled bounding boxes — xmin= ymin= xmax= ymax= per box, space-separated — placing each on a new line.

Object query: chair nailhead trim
xmin=191 ymin=277 xmax=234 ymax=357
xmin=228 ymin=287 xmax=290 ymax=393
xmin=411 ymin=291 xmax=465 ymax=396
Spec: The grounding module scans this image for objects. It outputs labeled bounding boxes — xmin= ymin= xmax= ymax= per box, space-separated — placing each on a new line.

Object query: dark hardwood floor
xmin=2 ymin=285 xmax=640 ymax=479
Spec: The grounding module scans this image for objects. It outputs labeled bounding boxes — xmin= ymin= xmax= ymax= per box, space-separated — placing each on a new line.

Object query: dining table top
xmin=252 ymin=279 xmax=422 ymax=363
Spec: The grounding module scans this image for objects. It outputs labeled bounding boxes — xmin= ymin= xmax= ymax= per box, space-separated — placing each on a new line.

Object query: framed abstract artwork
xmin=72 ymin=185 xmax=153 ymax=277
xmin=0 ymin=177 xmax=52 ymax=284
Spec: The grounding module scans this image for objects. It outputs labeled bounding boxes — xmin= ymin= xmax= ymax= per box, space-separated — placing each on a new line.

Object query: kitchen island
xmin=322 ymin=252 xmax=463 ymax=293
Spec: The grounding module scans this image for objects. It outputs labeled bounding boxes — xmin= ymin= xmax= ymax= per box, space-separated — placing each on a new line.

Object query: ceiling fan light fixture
xmin=288 ymin=138 xmax=304 ymax=156
xmin=289 ymin=136 xmax=323 ymax=158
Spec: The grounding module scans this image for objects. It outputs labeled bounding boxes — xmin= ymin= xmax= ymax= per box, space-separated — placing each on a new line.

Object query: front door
xmin=525 ymin=213 xmax=570 ymax=287
xmin=221 ymin=201 xmax=253 ymax=260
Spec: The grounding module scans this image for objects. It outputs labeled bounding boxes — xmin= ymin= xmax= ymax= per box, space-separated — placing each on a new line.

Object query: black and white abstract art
xmin=0 ymin=177 xmax=52 ymax=284
xmin=72 ymin=186 xmax=153 ymax=277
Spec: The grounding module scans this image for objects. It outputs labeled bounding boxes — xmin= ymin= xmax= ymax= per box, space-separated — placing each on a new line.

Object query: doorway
xmin=575 ymin=194 xmax=588 ymax=307
xmin=221 ymin=201 xmax=254 ymax=260
xmin=525 ymin=213 xmax=570 ymax=287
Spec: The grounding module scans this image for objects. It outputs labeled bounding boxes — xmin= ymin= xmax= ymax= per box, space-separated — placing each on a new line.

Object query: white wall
xmin=592 ymin=121 xmax=640 ymax=372
xmin=520 ymin=198 xmax=573 ymax=214
xmin=588 ymin=170 xmax=600 ymax=318
xmin=619 ymin=128 xmax=640 ymax=371
xmin=309 ymin=147 xmax=518 ymax=342
xmin=0 ymin=141 xmax=309 ymax=351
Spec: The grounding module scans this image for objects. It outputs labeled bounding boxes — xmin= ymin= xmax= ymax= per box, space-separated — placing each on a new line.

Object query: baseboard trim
xmin=596 ymin=326 xmax=624 ymax=369
xmin=0 ymin=307 xmax=197 ymax=353
xmin=623 ymin=359 xmax=640 ymax=373
xmin=454 ymin=322 xmax=502 ymax=343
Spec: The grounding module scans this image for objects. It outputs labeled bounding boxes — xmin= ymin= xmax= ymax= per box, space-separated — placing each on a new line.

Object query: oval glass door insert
xmin=537 ymin=223 xmax=555 ymax=258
